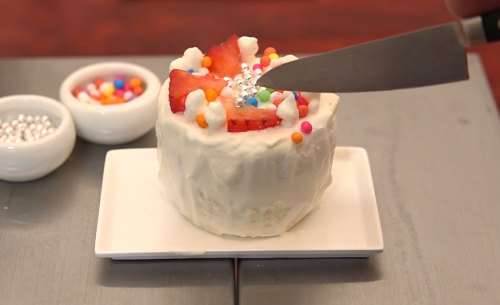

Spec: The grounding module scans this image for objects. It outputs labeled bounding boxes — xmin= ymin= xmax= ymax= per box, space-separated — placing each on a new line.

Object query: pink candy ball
xmin=115 ymin=89 xmax=125 ymax=98
xmin=252 ymin=63 xmax=263 ymax=71
xmin=301 ymin=121 xmax=313 ymax=134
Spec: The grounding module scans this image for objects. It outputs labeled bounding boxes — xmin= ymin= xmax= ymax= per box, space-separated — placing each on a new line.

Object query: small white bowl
xmin=59 ymin=62 xmax=161 ymax=145
xmin=0 ymin=95 xmax=76 ymax=182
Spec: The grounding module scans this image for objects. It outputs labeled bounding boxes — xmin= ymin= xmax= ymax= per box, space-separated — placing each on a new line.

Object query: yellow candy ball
xmin=269 ymin=53 xmax=280 ymax=60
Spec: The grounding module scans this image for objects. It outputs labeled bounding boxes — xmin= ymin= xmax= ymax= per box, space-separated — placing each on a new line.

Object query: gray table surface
xmin=1 ymin=54 xmax=499 ymax=305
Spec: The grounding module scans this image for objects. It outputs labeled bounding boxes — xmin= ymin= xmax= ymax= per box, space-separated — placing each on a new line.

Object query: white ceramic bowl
xmin=0 ymin=95 xmax=76 ymax=182
xmin=59 ymin=62 xmax=161 ymax=145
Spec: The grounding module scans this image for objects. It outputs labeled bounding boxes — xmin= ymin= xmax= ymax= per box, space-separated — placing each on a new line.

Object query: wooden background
xmin=0 ymin=0 xmax=499 ymax=111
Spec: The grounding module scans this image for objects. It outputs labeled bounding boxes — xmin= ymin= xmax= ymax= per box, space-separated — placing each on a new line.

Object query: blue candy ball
xmin=113 ymin=79 xmax=125 ymax=89
xmin=247 ymin=97 xmax=258 ymax=107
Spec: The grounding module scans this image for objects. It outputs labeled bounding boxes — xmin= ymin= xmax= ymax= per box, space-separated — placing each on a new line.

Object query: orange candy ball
xmin=264 ymin=47 xmax=277 ymax=56
xmin=273 ymin=98 xmax=283 ymax=107
xmin=133 ymin=86 xmax=145 ymax=95
xmin=196 ymin=113 xmax=209 ymax=128
xmin=114 ymin=97 xmax=125 ymax=104
xmin=94 ymin=78 xmax=104 ymax=89
xmin=201 ymin=56 xmax=212 ymax=68
xmin=204 ymin=88 xmax=217 ymax=102
xmin=100 ymin=96 xmax=113 ymax=105
xmin=291 ymin=132 xmax=304 ymax=144
xmin=129 ymin=77 xmax=142 ymax=88
xmin=260 ymin=55 xmax=271 ymax=67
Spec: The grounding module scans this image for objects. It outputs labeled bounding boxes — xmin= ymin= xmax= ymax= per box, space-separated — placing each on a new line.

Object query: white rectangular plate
xmin=95 ymin=147 xmax=383 ymax=259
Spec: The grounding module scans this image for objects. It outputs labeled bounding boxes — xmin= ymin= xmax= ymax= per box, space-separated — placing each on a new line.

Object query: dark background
xmin=1 ymin=0 xmax=498 ymax=110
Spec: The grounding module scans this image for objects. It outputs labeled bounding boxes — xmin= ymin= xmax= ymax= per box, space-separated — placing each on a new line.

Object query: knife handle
xmin=482 ymin=11 xmax=500 ymax=42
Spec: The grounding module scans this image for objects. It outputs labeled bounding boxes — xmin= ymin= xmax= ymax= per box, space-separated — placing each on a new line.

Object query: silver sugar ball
xmin=234 ymin=97 xmax=245 ymax=108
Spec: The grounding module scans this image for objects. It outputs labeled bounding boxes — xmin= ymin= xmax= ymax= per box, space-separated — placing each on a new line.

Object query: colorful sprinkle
xmin=133 ymin=86 xmax=145 ymax=96
xmin=101 ymin=83 xmax=115 ymax=97
xmin=257 ymin=90 xmax=271 ymax=103
xmin=264 ymin=47 xmax=277 ymax=56
xmin=201 ymin=56 xmax=212 ymax=68
xmin=247 ymin=97 xmax=258 ymax=107
xmin=73 ymin=76 xmax=146 ymax=106
xmin=301 ymin=121 xmax=313 ymax=134
xmin=196 ymin=113 xmax=209 ymax=128
xmin=291 ymin=132 xmax=303 ymax=144
xmin=273 ymin=98 xmax=283 ymax=107
xmin=252 ymin=63 xmax=263 ymax=71
xmin=113 ymin=78 xmax=125 ymax=89
xmin=93 ymin=78 xmax=104 ymax=88
xmin=205 ymin=88 xmax=218 ymax=102
xmin=129 ymin=77 xmax=142 ymax=88
xmin=269 ymin=53 xmax=279 ymax=60
xmin=260 ymin=55 xmax=271 ymax=67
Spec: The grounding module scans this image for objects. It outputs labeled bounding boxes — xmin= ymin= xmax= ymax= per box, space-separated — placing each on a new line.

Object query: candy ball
xmin=301 ymin=121 xmax=313 ymax=134
xmin=257 ymin=90 xmax=271 ymax=103
xmin=291 ymin=132 xmax=303 ymax=144
xmin=113 ymin=78 xmax=125 ymax=89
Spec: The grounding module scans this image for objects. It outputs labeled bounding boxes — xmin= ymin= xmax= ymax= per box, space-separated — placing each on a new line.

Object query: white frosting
xmin=220 ymin=86 xmax=234 ymax=98
xmin=238 ymin=36 xmax=259 ymax=64
xmin=276 ymin=94 xmax=299 ymax=127
xmin=169 ymin=47 xmax=204 ymax=72
xmin=184 ymin=89 xmax=206 ymax=121
xmin=204 ymin=101 xmax=226 ymax=130
xmin=156 ymin=78 xmax=339 ymax=237
xmin=270 ymin=91 xmax=282 ymax=102
xmin=308 ymin=99 xmax=320 ymax=114
xmin=282 ymin=54 xmax=298 ymax=63
xmin=270 ymin=58 xmax=283 ymax=68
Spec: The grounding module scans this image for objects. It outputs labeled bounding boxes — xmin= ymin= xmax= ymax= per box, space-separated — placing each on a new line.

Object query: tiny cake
xmin=156 ymin=35 xmax=339 ymax=237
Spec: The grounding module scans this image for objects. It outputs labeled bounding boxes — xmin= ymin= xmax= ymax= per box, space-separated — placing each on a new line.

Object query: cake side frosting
xmin=156 ymin=35 xmax=340 ymax=237
xmin=157 ymin=83 xmax=339 ymax=237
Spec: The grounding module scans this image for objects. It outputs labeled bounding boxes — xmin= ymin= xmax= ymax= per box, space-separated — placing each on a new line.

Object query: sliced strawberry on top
xmin=206 ymin=35 xmax=241 ymax=78
xmin=220 ymin=97 xmax=281 ymax=132
xmin=168 ymin=69 xmax=227 ymax=113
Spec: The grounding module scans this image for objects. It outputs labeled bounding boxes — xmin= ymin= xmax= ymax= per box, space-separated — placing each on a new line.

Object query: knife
xmin=256 ymin=11 xmax=500 ymax=92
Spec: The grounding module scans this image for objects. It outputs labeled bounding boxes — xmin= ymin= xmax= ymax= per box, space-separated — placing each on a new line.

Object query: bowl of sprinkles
xmin=0 ymin=95 xmax=76 ymax=182
xmin=59 ymin=62 xmax=161 ymax=145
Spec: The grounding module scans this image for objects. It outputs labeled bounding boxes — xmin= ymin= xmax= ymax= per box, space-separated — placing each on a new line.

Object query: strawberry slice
xmin=220 ymin=97 xmax=281 ymax=132
xmin=168 ymin=69 xmax=227 ymax=113
xmin=206 ymin=35 xmax=241 ymax=78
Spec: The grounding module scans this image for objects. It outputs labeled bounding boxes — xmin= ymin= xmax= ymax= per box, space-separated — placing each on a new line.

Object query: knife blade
xmin=256 ymin=12 xmax=500 ymax=92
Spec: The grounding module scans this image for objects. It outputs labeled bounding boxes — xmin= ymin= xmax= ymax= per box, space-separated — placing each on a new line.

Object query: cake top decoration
xmin=167 ymin=35 xmax=321 ymax=142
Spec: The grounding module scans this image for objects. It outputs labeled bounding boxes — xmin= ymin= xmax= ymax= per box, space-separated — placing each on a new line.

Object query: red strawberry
xmin=206 ymin=35 xmax=241 ymax=78
xmin=220 ymin=97 xmax=281 ymax=132
xmin=168 ymin=69 xmax=227 ymax=113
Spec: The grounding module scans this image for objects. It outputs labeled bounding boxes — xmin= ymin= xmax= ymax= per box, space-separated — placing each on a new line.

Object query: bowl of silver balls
xmin=0 ymin=95 xmax=76 ymax=182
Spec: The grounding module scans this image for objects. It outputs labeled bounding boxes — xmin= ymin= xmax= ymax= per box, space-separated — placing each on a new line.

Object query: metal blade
xmin=256 ymin=23 xmax=469 ymax=92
